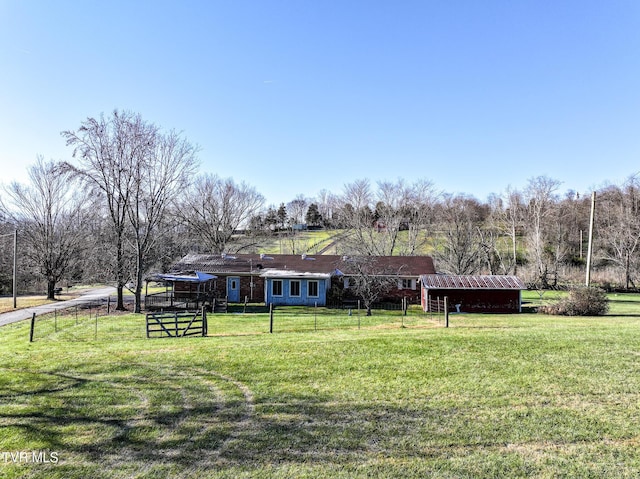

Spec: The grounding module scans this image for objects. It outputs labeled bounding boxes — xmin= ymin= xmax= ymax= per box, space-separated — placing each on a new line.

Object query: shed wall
xmin=422 ymin=288 xmax=521 ymax=313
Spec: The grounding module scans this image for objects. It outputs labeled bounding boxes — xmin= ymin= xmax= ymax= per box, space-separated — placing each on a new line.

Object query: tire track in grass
xmin=187 ymin=366 xmax=256 ymax=459
xmin=0 ymin=363 xmax=256 ymax=476
xmin=111 ymin=363 xmax=256 ymax=473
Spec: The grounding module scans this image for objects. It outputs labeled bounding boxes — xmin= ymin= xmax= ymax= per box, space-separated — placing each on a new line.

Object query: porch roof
xmin=158 ymin=271 xmax=217 ymax=283
xmin=260 ymin=270 xmax=331 ymax=279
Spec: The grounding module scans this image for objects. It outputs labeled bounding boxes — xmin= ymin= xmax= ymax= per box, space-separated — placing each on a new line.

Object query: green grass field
xmin=2 ymin=293 xmax=640 ymax=478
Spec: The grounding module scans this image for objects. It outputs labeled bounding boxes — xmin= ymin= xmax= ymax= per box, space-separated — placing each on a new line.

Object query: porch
xmin=144 ymin=271 xmax=219 ymax=311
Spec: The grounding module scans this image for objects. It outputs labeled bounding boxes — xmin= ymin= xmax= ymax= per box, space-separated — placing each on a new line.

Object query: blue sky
xmin=1 ymin=0 xmax=639 ymax=207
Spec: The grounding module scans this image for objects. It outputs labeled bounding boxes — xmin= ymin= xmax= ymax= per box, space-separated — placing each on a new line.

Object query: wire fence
xmin=29 ymin=300 xmax=448 ymax=342
xmin=29 ymin=300 xmax=145 ymax=342
xmin=210 ymin=303 xmax=446 ymax=335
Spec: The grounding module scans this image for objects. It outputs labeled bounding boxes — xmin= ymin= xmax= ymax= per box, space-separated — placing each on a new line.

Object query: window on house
xmin=290 ymin=280 xmax=301 ymax=297
xmin=308 ymin=280 xmax=319 ymax=297
xmin=400 ymin=279 xmax=415 ymax=290
xmin=272 ymin=279 xmax=283 ymax=296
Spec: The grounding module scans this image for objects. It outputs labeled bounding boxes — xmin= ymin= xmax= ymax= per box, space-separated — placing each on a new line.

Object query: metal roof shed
xmin=420 ymin=274 xmax=526 ymax=313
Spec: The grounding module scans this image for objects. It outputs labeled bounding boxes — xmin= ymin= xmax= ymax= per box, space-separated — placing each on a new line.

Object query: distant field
xmin=2 ymin=294 xmax=640 ymax=478
xmin=256 ymin=229 xmax=345 ymax=255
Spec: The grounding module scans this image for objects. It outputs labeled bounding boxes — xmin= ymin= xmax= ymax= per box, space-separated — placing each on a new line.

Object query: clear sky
xmin=1 ymin=0 xmax=639 ymax=207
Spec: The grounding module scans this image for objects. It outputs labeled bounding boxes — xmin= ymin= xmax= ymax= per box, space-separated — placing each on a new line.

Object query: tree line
xmin=1 ymin=110 xmax=639 ymax=311
xmin=254 ymin=175 xmax=640 ymax=293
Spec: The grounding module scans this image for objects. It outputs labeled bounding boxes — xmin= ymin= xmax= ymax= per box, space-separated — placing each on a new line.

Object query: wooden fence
xmin=145 ymin=309 xmax=208 ymax=338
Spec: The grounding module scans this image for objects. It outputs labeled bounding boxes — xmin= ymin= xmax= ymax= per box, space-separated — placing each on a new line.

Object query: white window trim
xmin=290 ymin=279 xmax=301 ymax=297
xmin=308 ymin=280 xmax=319 ymax=298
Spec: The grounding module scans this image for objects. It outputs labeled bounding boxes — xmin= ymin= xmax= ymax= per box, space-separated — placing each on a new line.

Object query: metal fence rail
xmin=146 ymin=310 xmax=208 ymax=338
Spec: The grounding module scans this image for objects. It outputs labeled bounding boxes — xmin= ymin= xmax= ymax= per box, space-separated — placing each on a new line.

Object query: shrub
xmin=539 ymin=287 xmax=609 ymax=316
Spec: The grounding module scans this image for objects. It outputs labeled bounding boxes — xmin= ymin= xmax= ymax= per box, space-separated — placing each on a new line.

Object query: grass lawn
xmin=2 ymin=294 xmax=640 ymax=477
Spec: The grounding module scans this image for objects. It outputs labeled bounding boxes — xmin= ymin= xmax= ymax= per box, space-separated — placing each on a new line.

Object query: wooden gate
xmin=146 ymin=309 xmax=208 ymax=338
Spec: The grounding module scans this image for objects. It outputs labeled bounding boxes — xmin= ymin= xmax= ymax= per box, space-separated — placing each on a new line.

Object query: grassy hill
xmin=2 ymin=292 xmax=640 ymax=478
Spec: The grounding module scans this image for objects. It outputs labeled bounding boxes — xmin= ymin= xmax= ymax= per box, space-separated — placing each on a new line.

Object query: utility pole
xmin=585 ymin=192 xmax=596 ymax=287
xmin=13 ymin=229 xmax=17 ymax=309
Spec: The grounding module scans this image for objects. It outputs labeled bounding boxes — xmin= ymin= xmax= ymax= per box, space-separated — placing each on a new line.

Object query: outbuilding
xmin=420 ymin=274 xmax=525 ymax=313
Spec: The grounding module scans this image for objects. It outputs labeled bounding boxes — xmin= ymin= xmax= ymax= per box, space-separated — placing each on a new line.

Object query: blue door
xmin=227 ymin=276 xmax=240 ymax=303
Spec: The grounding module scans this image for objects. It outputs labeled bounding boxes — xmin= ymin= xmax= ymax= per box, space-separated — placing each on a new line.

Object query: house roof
xmin=420 ymin=274 xmax=525 ymax=290
xmin=170 ymin=253 xmax=436 ymax=277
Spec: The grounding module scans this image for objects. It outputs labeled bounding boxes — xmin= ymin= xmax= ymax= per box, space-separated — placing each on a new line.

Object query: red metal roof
xmin=420 ymin=274 xmax=525 ymax=290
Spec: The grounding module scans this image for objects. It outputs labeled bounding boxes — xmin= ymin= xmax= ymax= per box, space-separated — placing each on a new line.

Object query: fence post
xmin=175 ymin=311 xmax=179 ymax=337
xmin=202 ymin=306 xmax=207 ymax=337
xmin=444 ymin=296 xmax=449 ymax=328
xmin=269 ymin=303 xmax=274 ymax=333
xmin=29 ymin=313 xmax=36 ymax=342
xmin=314 ymin=301 xmax=317 ymax=331
xmin=54 ymin=308 xmax=58 ymax=333
xmin=357 ymin=300 xmax=361 ymax=329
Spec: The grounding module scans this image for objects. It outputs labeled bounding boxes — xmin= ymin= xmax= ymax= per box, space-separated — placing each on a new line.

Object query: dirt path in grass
xmin=0 ymin=286 xmax=117 ymax=327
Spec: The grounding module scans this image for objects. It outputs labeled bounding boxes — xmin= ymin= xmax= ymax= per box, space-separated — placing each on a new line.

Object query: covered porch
xmin=145 ymin=271 xmax=218 ymax=311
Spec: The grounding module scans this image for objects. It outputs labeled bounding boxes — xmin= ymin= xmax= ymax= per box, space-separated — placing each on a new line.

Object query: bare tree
xmin=1 ymin=158 xmax=87 ymax=299
xmin=62 ymin=110 xmax=153 ymax=309
xmin=434 ymin=194 xmax=485 ymax=274
xmin=176 ymin=174 xmax=264 ymax=254
xmin=476 ymin=201 xmax=506 ymax=275
xmin=287 ymin=195 xmax=308 ymax=226
xmin=486 ymin=187 xmax=525 ymax=275
xmin=337 ymin=178 xmax=438 ymax=256
xmin=374 ymin=179 xmax=408 ymax=255
xmin=63 ymin=109 xmax=198 ymax=312
xmin=127 ymin=129 xmax=198 ymax=312
xmin=523 ymin=176 xmax=562 ymax=288
xmin=597 ymin=177 xmax=640 ymax=289
xmin=342 ymin=256 xmax=398 ymax=315
xmin=337 ymin=179 xmax=379 ymax=255
xmin=316 ymin=189 xmax=336 ymax=227
xmin=399 ymin=179 xmax=438 ymax=255
xmin=0 ymin=210 xmax=16 ymax=295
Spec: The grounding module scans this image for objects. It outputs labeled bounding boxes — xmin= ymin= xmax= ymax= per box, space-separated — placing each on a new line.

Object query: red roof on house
xmin=420 ymin=274 xmax=525 ymax=290
xmin=171 ymin=253 xmax=436 ymax=277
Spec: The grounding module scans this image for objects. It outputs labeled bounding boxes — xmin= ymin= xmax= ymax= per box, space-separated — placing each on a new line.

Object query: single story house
xmin=420 ymin=274 xmax=526 ymax=313
xmin=164 ymin=253 xmax=436 ymax=306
